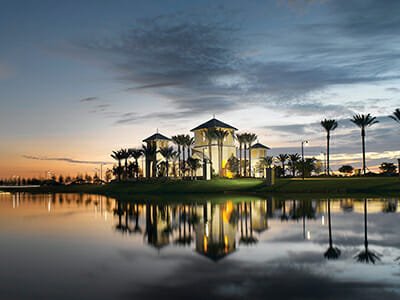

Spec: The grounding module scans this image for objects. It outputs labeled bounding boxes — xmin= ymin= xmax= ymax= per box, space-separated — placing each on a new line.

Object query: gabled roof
xmin=190 ymin=118 xmax=238 ymax=132
xmin=251 ymin=143 xmax=270 ymax=150
xmin=142 ymin=133 xmax=171 ymax=142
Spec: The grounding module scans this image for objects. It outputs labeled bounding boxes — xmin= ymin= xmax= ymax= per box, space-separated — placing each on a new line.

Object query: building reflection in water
xmin=5 ymin=193 xmax=399 ymax=263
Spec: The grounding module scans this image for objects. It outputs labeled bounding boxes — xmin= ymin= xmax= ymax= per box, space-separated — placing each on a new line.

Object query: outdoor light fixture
xmin=301 ymin=140 xmax=308 ymax=180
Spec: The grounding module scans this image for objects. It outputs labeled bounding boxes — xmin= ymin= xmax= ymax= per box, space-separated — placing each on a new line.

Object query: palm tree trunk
xmin=118 ymin=160 xmax=122 ymax=181
xmin=125 ymin=159 xmax=128 ymax=180
xmin=182 ymin=146 xmax=186 ymax=178
xmin=166 ymin=159 xmax=169 ymax=178
xmin=178 ymin=145 xmax=181 ymax=177
xmin=249 ymin=143 xmax=252 ymax=177
xmin=135 ymin=158 xmax=139 ymax=178
xmin=146 ymin=159 xmax=150 ymax=179
xmin=239 ymin=143 xmax=242 ymax=177
xmin=361 ymin=128 xmax=366 ymax=175
xmin=208 ymin=142 xmax=213 ymax=178
xmin=282 ymin=161 xmax=285 ymax=177
xmin=327 ymin=133 xmax=330 ymax=176
xmin=244 ymin=144 xmax=247 ymax=177
xmin=219 ymin=139 xmax=223 ymax=176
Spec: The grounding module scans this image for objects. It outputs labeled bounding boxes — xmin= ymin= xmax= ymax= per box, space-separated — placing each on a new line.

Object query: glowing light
xmin=321 ymin=215 xmax=325 ymax=225
xmin=306 ymin=231 xmax=311 ymax=240
xmin=205 ymin=222 xmax=209 ymax=237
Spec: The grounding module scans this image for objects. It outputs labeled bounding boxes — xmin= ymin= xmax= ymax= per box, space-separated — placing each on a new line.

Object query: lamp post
xmin=301 ymin=140 xmax=308 ymax=180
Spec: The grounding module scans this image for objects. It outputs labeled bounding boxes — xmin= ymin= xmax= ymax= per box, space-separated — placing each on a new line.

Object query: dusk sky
xmin=1 ymin=0 xmax=399 ymax=178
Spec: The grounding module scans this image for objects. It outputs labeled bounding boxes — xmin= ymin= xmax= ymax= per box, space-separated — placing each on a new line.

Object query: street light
xmin=301 ymin=140 xmax=308 ymax=180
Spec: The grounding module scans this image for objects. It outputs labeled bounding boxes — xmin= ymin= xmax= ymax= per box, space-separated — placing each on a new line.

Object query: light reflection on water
xmin=1 ymin=193 xmax=400 ymax=300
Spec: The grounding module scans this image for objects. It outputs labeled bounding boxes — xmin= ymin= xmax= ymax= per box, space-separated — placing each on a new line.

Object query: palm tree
xmin=172 ymin=135 xmax=183 ymax=176
xmin=246 ymin=133 xmax=258 ymax=177
xmin=187 ymin=157 xmax=201 ymax=180
xmin=204 ymin=128 xmax=216 ymax=177
xmin=235 ymin=133 xmax=246 ymax=177
xmin=214 ymin=129 xmax=229 ymax=176
xmin=119 ymin=148 xmax=130 ymax=180
xmin=142 ymin=142 xmax=157 ymax=178
xmin=258 ymin=156 xmax=273 ymax=178
xmin=177 ymin=134 xmax=188 ymax=177
xmin=350 ymin=114 xmax=379 ymax=175
xmin=110 ymin=149 xmax=124 ymax=181
xmin=185 ymin=135 xmax=195 ymax=164
xmin=320 ymin=119 xmax=338 ymax=176
xmin=324 ymin=198 xmax=341 ymax=259
xmin=389 ymin=108 xmax=400 ymax=124
xmin=288 ymin=153 xmax=301 ymax=177
xmin=277 ymin=154 xmax=289 ymax=177
xmin=159 ymin=146 xmax=176 ymax=177
xmin=355 ymin=198 xmax=381 ymax=264
xmin=129 ymin=148 xmax=143 ymax=179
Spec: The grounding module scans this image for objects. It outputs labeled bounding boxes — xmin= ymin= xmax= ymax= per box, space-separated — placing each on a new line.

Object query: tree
xmin=276 ymin=154 xmax=289 ymax=177
xmin=105 ymin=169 xmax=112 ymax=182
xmin=142 ymin=142 xmax=157 ymax=178
xmin=119 ymin=149 xmax=130 ymax=180
xmin=214 ymin=129 xmax=229 ymax=176
xmin=226 ymin=155 xmax=239 ymax=175
xmin=110 ymin=150 xmax=124 ymax=181
xmin=257 ymin=156 xmax=274 ymax=177
xmin=235 ymin=133 xmax=246 ymax=177
xmin=350 ymin=113 xmax=379 ymax=175
xmin=389 ymin=108 xmax=400 ymax=124
xmin=296 ymin=157 xmax=317 ymax=177
xmin=159 ymin=146 xmax=176 ymax=177
xmin=185 ymin=135 xmax=195 ymax=159
xmin=288 ymin=153 xmax=301 ymax=177
xmin=187 ymin=157 xmax=201 ymax=179
xmin=320 ymin=119 xmax=338 ymax=176
xmin=204 ymin=128 xmax=216 ymax=177
xmin=172 ymin=135 xmax=184 ymax=177
xmin=129 ymin=148 xmax=143 ymax=179
xmin=338 ymin=165 xmax=354 ymax=174
xmin=379 ymin=162 xmax=397 ymax=175
xmin=245 ymin=133 xmax=257 ymax=177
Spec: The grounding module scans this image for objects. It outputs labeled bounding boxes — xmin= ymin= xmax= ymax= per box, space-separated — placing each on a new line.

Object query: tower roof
xmin=190 ymin=118 xmax=238 ymax=132
xmin=251 ymin=143 xmax=270 ymax=150
xmin=142 ymin=132 xmax=171 ymax=142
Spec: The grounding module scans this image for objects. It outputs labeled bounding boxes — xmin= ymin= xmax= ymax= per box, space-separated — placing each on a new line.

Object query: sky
xmin=0 ymin=0 xmax=399 ymax=178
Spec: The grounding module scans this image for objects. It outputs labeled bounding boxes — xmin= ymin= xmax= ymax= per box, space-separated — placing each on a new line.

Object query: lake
xmin=1 ymin=192 xmax=400 ymax=300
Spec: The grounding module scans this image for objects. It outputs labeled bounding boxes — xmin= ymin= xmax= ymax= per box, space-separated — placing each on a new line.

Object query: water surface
xmin=1 ymin=192 xmax=400 ymax=300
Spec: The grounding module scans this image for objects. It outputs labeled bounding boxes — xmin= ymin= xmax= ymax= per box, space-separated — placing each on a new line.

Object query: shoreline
xmin=1 ymin=177 xmax=399 ymax=200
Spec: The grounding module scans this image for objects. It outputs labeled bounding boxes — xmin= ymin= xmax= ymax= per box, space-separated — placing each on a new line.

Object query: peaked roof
xmin=190 ymin=118 xmax=238 ymax=132
xmin=251 ymin=142 xmax=270 ymax=149
xmin=142 ymin=133 xmax=171 ymax=142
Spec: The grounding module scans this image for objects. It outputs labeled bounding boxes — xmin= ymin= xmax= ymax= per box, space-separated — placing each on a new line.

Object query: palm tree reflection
xmin=355 ymin=198 xmax=381 ymax=264
xmin=324 ymin=198 xmax=341 ymax=259
xmin=239 ymin=202 xmax=258 ymax=245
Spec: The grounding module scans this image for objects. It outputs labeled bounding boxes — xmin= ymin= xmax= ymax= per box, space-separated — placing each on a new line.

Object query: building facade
xmin=191 ymin=118 xmax=238 ymax=177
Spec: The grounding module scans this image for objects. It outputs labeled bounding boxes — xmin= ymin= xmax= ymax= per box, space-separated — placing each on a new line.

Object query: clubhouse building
xmin=142 ymin=117 xmax=270 ymax=178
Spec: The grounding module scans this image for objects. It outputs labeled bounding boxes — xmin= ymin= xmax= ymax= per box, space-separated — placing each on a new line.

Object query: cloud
xmin=386 ymin=87 xmax=400 ymax=93
xmin=78 ymin=7 xmax=400 ymax=123
xmin=22 ymin=155 xmax=112 ymax=165
xmin=79 ymin=96 xmax=98 ymax=102
xmin=124 ymin=258 xmax=400 ymax=300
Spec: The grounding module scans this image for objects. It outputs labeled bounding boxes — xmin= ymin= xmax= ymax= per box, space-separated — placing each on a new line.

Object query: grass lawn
xmin=1 ymin=177 xmax=399 ymax=198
